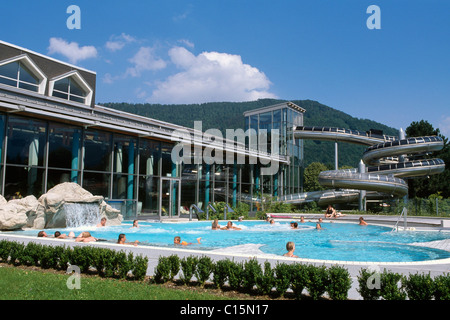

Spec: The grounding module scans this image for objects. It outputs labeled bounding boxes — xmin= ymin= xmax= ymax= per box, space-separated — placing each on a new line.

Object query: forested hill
xmin=100 ymin=99 xmax=399 ymax=168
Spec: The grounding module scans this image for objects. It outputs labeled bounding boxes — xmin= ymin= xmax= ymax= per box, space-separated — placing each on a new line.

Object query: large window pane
xmin=113 ymin=135 xmax=136 ymax=174
xmin=4 ymin=165 xmax=45 ymax=199
xmin=48 ymin=123 xmax=82 ymax=170
xmin=0 ymin=61 xmax=18 ymax=79
xmin=82 ymin=171 xmax=110 ymax=198
xmin=138 ymin=176 xmax=159 ymax=215
xmin=112 ymin=173 xmax=135 ymax=199
xmin=53 ymin=77 xmax=69 ymax=92
xmin=139 ymin=139 xmax=160 ymax=176
xmin=161 ymin=142 xmax=177 ymax=177
xmin=47 ymin=169 xmax=80 ymax=191
xmin=83 ymin=129 xmax=111 ymax=171
xmin=18 ymin=63 xmax=38 ymax=84
xmin=6 ymin=117 xmax=46 ymax=166
xmin=69 ymin=79 xmax=86 ymax=97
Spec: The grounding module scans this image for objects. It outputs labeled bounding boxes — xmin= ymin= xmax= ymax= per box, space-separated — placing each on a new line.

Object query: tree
xmin=304 ymin=162 xmax=328 ymax=192
xmin=405 ymin=120 xmax=449 ymax=198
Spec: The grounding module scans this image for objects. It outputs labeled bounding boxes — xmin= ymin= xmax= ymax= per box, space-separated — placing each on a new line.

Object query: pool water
xmin=11 ymin=220 xmax=450 ymax=262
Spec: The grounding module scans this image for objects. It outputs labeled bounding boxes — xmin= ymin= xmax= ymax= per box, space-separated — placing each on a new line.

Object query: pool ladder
xmin=392 ymin=207 xmax=407 ymax=231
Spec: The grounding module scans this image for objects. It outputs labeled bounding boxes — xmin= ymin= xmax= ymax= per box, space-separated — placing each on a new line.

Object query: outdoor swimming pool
xmin=9 ymin=220 xmax=450 ymax=263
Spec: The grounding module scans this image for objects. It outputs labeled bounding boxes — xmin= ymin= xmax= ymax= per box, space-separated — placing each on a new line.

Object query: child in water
xmin=174 ymin=236 xmax=202 ymax=246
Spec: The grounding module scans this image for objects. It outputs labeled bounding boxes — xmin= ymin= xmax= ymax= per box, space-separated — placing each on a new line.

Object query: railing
xmin=189 ymin=204 xmax=203 ymax=221
xmin=392 ymin=207 xmax=408 ymax=231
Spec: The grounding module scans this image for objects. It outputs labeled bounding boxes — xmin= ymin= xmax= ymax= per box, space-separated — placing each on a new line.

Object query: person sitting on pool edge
xmin=283 ymin=241 xmax=298 ymax=258
xmin=174 ymin=236 xmax=202 ymax=246
xmin=221 ymin=221 xmax=241 ymax=230
xmin=117 ymin=233 xmax=139 ymax=246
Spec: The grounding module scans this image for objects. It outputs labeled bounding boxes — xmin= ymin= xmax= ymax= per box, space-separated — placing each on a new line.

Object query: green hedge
xmin=0 ymin=239 xmax=148 ymax=281
xmin=156 ymin=255 xmax=450 ymax=300
xmin=357 ymin=268 xmax=450 ymax=300
xmin=155 ymin=255 xmax=352 ymax=300
xmin=1 ymin=238 xmax=449 ymax=300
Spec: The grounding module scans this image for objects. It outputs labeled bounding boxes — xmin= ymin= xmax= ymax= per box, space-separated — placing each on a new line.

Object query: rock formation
xmin=0 ymin=183 xmax=123 ymax=230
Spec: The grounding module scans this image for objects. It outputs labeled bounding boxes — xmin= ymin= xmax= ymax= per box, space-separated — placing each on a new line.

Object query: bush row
xmin=155 ymin=255 xmax=450 ymax=300
xmin=154 ymin=255 xmax=352 ymax=300
xmin=0 ymin=239 xmax=148 ymax=281
xmin=2 ymin=239 xmax=449 ymax=300
xmin=357 ymin=268 xmax=450 ymax=300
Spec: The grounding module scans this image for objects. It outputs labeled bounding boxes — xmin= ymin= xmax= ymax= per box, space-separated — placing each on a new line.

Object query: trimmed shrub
xmin=195 ymin=256 xmax=214 ymax=287
xmin=131 ymin=255 xmax=148 ymax=281
xmin=228 ymin=260 xmax=244 ymax=290
xmin=154 ymin=256 xmax=172 ymax=283
xmin=70 ymin=246 xmax=93 ymax=273
xmin=433 ymin=273 xmax=450 ymax=300
xmin=0 ymin=240 xmax=11 ymax=262
xmin=242 ymin=258 xmax=263 ymax=293
xmin=116 ymin=251 xmax=133 ymax=279
xmin=327 ymin=265 xmax=352 ymax=300
xmin=8 ymin=241 xmax=24 ymax=265
xmin=404 ymin=272 xmax=434 ymax=300
xmin=40 ymin=245 xmax=57 ymax=269
xmin=256 ymin=261 xmax=275 ymax=295
xmin=305 ymin=264 xmax=329 ymax=300
xmin=19 ymin=242 xmax=42 ymax=266
xmin=168 ymin=255 xmax=180 ymax=281
xmin=180 ymin=256 xmax=198 ymax=285
xmin=273 ymin=262 xmax=292 ymax=297
xmin=290 ymin=263 xmax=309 ymax=300
xmin=380 ymin=270 xmax=406 ymax=300
xmin=357 ymin=268 xmax=381 ymax=300
xmin=213 ymin=259 xmax=231 ymax=289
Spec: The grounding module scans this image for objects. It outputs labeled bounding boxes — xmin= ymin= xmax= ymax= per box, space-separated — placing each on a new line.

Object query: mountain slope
xmin=100 ymin=99 xmax=399 ymax=167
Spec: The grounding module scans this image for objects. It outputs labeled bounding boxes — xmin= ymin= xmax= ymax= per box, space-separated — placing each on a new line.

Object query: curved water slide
xmin=281 ymin=126 xmax=445 ymax=205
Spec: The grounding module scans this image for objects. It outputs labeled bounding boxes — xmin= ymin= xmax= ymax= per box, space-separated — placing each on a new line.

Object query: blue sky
xmin=1 ymin=0 xmax=449 ymax=135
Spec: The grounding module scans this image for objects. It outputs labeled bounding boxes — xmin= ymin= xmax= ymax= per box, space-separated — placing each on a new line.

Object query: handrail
xmin=392 ymin=207 xmax=407 ymax=231
xmin=189 ymin=204 xmax=204 ymax=221
xmin=205 ymin=203 xmax=217 ymax=220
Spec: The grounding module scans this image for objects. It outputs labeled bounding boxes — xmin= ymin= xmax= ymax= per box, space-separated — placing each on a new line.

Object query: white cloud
xmin=126 ymin=47 xmax=167 ymax=77
xmin=149 ymin=47 xmax=277 ymax=104
xmin=47 ymin=37 xmax=97 ymax=64
xmin=105 ymin=33 xmax=137 ymax=52
xmin=438 ymin=115 xmax=450 ymax=136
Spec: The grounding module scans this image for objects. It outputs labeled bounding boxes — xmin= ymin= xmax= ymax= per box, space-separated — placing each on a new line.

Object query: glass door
xmin=160 ymin=178 xmax=180 ymax=218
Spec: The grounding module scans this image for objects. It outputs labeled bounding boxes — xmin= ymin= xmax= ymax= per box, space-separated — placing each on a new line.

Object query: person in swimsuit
xmin=283 ymin=241 xmax=298 ymax=258
xmin=117 ymin=233 xmax=139 ymax=246
xmin=174 ymin=236 xmax=202 ymax=245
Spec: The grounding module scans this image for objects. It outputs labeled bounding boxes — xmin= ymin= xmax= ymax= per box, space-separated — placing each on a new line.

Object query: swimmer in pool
xmin=211 ymin=219 xmax=222 ymax=230
xmin=283 ymin=241 xmax=298 ymax=258
xmin=221 ymin=221 xmax=241 ymax=230
xmin=359 ymin=217 xmax=368 ymax=226
xmin=174 ymin=236 xmax=202 ymax=246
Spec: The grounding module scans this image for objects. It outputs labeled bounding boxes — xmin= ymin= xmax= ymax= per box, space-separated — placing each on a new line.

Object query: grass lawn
xmin=0 ymin=264 xmax=236 ymax=300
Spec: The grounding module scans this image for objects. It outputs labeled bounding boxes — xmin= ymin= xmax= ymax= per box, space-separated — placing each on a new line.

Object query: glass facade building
xmin=244 ymin=103 xmax=305 ymax=196
xmin=0 ymin=40 xmax=302 ymax=220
